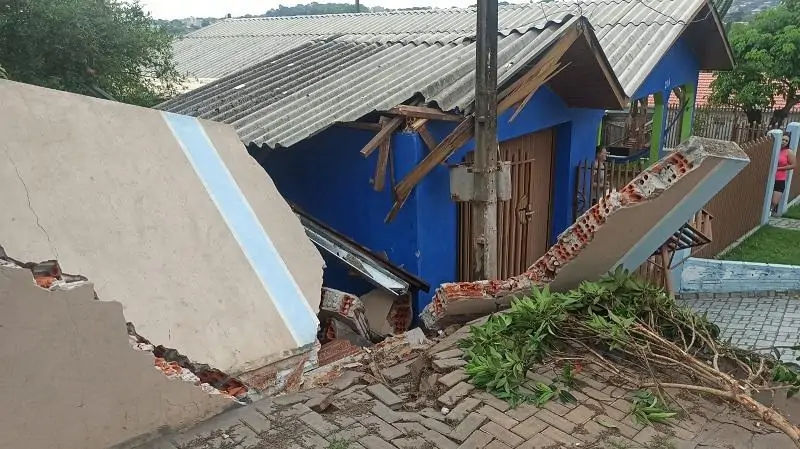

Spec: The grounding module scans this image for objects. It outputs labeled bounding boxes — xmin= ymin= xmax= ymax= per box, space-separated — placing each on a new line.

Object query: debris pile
xmin=127 ymin=323 xmax=251 ymax=403
xmin=320 ymin=288 xmax=374 ymax=343
xmin=420 ymin=137 xmax=749 ymax=329
xmin=455 ymin=269 xmax=800 ymax=446
xmin=0 ymin=245 xmax=232 ymax=449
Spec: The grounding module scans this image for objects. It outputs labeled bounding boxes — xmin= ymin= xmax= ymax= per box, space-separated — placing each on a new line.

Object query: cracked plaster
xmin=0 ymin=261 xmax=232 ymax=449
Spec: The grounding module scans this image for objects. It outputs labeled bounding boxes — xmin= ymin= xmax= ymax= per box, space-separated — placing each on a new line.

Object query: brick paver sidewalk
xmin=680 ymin=292 xmax=800 ymax=363
xmin=138 ymin=324 xmax=795 ymax=449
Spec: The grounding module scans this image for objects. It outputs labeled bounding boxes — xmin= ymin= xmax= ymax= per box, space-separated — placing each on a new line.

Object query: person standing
xmin=772 ymin=133 xmax=796 ymax=216
xmin=593 ymin=146 xmax=608 ymax=190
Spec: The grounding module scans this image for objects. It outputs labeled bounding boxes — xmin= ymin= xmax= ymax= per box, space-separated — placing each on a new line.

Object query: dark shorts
xmin=775 ymin=179 xmax=787 ymax=193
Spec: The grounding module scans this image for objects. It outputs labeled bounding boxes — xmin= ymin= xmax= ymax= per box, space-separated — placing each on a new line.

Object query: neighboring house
xmin=161 ymin=0 xmax=732 ymax=316
xmin=674 ymin=71 xmax=800 ymax=112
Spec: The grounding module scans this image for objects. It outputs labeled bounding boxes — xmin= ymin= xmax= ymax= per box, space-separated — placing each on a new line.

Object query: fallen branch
xmin=456 ymin=269 xmax=800 ymax=447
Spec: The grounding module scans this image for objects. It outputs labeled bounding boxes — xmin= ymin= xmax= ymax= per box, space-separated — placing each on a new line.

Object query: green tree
xmin=0 ymin=0 xmax=183 ymax=107
xmin=709 ymin=1 xmax=800 ymax=126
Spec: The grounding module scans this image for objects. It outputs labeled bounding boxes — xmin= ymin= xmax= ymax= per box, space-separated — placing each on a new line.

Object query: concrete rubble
xmin=0 ymin=80 xmax=337 ymax=448
xmin=320 ymin=287 xmax=374 ymax=343
xmin=421 ymin=137 xmax=750 ymax=329
xmin=141 ymin=321 xmax=796 ymax=449
xmin=0 ymin=251 xmax=234 ymax=449
xmin=0 ymin=80 xmax=325 ymax=377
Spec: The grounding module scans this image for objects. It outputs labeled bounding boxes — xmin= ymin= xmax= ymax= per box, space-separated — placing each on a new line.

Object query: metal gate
xmin=457 ymin=129 xmax=555 ymax=281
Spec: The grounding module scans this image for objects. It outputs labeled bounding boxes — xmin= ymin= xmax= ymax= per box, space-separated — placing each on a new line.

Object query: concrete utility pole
xmin=471 ymin=0 xmax=499 ymax=280
xmin=355 ymin=0 xmax=360 ymax=12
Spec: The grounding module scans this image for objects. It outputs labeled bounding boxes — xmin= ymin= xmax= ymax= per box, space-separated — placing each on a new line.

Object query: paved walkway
xmin=680 ymin=292 xmax=800 ymax=364
xmin=770 ymin=216 xmax=800 ymax=230
xmin=138 ymin=326 xmax=794 ymax=449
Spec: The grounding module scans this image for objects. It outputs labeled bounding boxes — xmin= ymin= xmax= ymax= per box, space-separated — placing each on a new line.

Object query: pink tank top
xmin=777 ymin=148 xmax=791 ymax=181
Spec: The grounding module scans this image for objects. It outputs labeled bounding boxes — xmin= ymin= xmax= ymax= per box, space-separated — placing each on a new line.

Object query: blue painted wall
xmin=631 ymin=35 xmax=702 ymax=155
xmin=633 ymin=36 xmax=701 ymax=100
xmin=255 ymin=128 xmax=424 ymax=300
xmin=257 ymin=36 xmax=705 ymax=317
xmin=258 ymin=86 xmax=602 ymax=314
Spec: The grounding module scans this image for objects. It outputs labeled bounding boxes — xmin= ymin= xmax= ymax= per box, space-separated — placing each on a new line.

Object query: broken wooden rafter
xmin=336 ymin=121 xmax=383 ymax=132
xmin=498 ymin=27 xmax=579 ymax=121
xmin=417 ymin=124 xmax=439 ymax=152
xmin=383 ymin=27 xmax=581 ymax=221
xmin=360 ymin=116 xmax=404 ymax=157
xmin=385 ymin=117 xmax=475 ymax=222
xmin=373 ymin=137 xmax=391 ymax=192
xmin=410 ymin=118 xmax=428 ymax=131
xmin=389 ymin=105 xmax=464 ymax=122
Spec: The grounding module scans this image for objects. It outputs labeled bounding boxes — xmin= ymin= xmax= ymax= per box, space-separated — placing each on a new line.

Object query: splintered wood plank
xmin=389 ymin=105 xmax=464 ymax=122
xmin=497 ymin=28 xmax=579 ymax=115
xmin=336 ymin=121 xmax=383 ymax=131
xmin=385 ymin=117 xmax=475 ymax=222
xmin=410 ymin=118 xmax=429 ymax=131
xmin=417 ymin=124 xmax=439 ymax=152
xmin=374 ymin=138 xmax=391 ymax=192
xmin=360 ymin=116 xmax=403 ymax=157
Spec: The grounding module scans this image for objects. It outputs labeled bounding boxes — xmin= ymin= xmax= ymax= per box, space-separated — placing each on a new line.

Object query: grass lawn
xmin=783 ymin=202 xmax=800 ymax=219
xmin=720 ymin=225 xmax=800 ymax=265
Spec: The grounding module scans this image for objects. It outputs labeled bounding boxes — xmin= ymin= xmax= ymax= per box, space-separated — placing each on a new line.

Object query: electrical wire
xmin=526 ymin=0 xmax=716 ymax=28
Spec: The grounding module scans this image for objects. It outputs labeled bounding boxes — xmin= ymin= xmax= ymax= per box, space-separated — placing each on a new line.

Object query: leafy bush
xmin=458 ymin=267 xmax=800 ymax=443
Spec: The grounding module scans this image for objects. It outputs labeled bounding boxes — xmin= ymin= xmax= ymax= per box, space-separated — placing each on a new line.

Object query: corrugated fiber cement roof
xmin=161 ymin=0 xmax=727 ymax=149
xmin=161 ymin=12 xmax=583 ymax=148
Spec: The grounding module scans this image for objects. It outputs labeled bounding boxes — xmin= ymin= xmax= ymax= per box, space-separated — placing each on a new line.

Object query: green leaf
xmin=558 ymin=390 xmax=577 ymax=404
xmin=595 ymin=417 xmax=619 ymax=428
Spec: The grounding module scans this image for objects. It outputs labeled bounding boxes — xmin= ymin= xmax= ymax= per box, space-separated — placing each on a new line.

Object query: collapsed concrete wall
xmin=421 ymin=137 xmax=750 ymax=328
xmin=0 ymin=81 xmax=324 ymax=375
xmin=0 ymin=259 xmax=231 ymax=449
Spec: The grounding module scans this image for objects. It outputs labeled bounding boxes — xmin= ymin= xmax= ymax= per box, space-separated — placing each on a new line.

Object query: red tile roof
xmin=651 ymin=72 xmax=800 ymax=111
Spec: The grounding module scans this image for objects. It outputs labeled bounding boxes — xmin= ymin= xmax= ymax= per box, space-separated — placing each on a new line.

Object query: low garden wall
xmin=678 ymin=257 xmax=800 ymax=293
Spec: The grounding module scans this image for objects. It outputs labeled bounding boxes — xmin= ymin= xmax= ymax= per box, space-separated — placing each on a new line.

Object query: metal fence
xmin=603 ymin=106 xmax=800 ymax=150
xmin=574 ymin=160 xmax=648 ymax=218
xmin=635 ymin=255 xmax=668 ymax=290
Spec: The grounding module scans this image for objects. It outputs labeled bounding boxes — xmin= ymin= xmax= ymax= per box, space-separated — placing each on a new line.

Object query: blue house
xmin=162 ymin=0 xmax=732 ymax=318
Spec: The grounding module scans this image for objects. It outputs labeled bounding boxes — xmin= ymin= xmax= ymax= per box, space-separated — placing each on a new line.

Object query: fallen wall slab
xmin=421 ymin=137 xmax=750 ymax=328
xmin=0 ymin=80 xmax=324 ymax=375
xmin=0 ymin=260 xmax=232 ymax=449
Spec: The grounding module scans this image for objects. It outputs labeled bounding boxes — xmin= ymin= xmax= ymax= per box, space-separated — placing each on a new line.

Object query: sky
xmin=139 ymin=0 xmax=517 ymax=19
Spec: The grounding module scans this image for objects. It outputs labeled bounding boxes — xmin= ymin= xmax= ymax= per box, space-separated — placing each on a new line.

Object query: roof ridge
xmin=206 ymin=0 xmax=687 ymax=24
xmin=221 ymin=7 xmax=477 ymax=22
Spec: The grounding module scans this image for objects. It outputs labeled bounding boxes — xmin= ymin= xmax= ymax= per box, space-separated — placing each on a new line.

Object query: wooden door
xmin=457 ymin=129 xmax=555 ymax=281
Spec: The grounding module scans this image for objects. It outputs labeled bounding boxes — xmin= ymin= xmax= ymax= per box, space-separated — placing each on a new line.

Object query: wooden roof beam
xmin=336 ymin=121 xmax=383 ymax=132
xmin=388 ymin=105 xmax=464 ymax=122
xmin=385 ymin=116 xmax=475 ymax=222
xmin=359 ymin=116 xmax=404 ymax=157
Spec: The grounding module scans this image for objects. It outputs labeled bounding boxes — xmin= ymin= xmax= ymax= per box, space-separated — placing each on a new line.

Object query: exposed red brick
xmin=318 ymin=339 xmax=363 ymax=367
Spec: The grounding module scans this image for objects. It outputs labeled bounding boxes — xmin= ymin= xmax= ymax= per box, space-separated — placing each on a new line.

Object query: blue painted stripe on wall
xmin=161 ymin=112 xmax=318 ymax=346
xmin=617 ymin=159 xmax=747 ymax=270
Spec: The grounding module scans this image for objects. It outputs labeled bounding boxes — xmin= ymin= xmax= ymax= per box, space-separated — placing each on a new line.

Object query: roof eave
xmin=688 ymin=3 xmax=735 ymax=71
xmin=579 ymin=18 xmax=628 ymax=110
xmin=543 ymin=18 xmax=629 ymax=110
